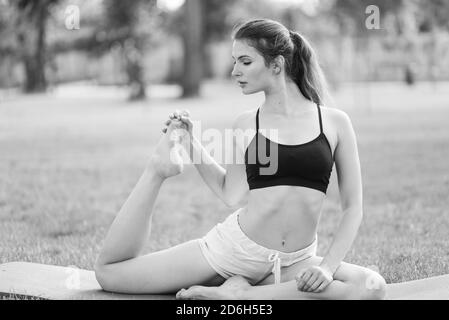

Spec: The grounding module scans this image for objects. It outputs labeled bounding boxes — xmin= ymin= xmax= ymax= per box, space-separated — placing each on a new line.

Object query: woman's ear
xmin=271 ymin=55 xmax=285 ymax=75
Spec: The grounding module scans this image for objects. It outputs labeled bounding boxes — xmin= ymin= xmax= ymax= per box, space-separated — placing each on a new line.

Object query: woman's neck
xmin=262 ymin=79 xmax=315 ymax=116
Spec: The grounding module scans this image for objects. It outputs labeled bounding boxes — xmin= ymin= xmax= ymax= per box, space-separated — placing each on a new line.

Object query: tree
xmin=102 ymin=0 xmax=149 ymax=101
xmin=47 ymin=0 xmax=163 ymax=101
xmin=201 ymin=0 xmax=237 ymax=78
xmin=13 ymin=0 xmax=59 ymax=93
xmin=181 ymin=0 xmax=203 ymax=97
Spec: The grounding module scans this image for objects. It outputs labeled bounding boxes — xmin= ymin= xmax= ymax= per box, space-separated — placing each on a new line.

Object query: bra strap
xmin=256 ymin=108 xmax=260 ymax=162
xmin=256 ymin=108 xmax=260 ymax=131
xmin=317 ymin=103 xmax=323 ymax=134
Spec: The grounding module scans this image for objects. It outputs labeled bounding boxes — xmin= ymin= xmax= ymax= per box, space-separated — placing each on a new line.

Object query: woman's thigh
xmin=256 ymin=256 xmax=376 ymax=286
xmin=96 ymin=239 xmax=226 ymax=294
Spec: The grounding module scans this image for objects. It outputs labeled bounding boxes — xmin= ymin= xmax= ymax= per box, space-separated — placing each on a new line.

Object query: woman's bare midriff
xmin=238 ymin=185 xmax=325 ymax=253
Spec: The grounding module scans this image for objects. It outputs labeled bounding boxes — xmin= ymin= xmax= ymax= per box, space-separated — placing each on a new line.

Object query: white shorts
xmin=197 ymin=208 xmax=317 ymax=285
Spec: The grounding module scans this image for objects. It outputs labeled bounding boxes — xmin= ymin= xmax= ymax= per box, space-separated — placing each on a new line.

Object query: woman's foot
xmin=149 ymin=120 xmax=187 ymax=179
xmin=176 ymin=275 xmax=251 ymax=300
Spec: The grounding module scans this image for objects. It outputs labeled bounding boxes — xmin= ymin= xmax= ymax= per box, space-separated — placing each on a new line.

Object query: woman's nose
xmin=231 ymin=64 xmax=241 ymax=78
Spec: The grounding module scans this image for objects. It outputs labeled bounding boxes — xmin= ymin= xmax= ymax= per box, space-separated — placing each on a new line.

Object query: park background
xmin=1 ymin=0 xmax=448 ymax=295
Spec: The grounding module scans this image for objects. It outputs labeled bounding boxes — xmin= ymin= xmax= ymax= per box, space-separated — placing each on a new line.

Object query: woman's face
xmin=231 ymin=40 xmax=275 ymax=95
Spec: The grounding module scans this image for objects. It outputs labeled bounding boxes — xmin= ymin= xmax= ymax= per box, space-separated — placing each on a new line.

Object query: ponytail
xmin=289 ymin=31 xmax=326 ymax=105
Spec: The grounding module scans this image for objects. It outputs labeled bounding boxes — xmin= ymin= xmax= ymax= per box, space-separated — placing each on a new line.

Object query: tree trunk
xmin=181 ymin=0 xmax=203 ymax=98
xmin=17 ymin=2 xmax=48 ymax=93
xmin=124 ymin=39 xmax=146 ymax=101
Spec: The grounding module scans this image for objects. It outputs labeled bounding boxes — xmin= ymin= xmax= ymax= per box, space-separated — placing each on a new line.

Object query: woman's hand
xmin=295 ymin=264 xmax=333 ymax=293
xmin=162 ymin=109 xmax=193 ymax=137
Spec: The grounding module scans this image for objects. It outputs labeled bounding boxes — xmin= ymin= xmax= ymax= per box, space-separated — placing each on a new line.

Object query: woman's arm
xmin=188 ymin=134 xmax=228 ymax=202
xmin=320 ymin=110 xmax=363 ymax=275
xmin=297 ymin=109 xmax=363 ymax=293
xmin=172 ymin=111 xmax=250 ymax=208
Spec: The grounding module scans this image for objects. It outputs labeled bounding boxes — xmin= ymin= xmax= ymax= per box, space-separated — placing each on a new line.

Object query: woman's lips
xmin=238 ymin=81 xmax=247 ymax=87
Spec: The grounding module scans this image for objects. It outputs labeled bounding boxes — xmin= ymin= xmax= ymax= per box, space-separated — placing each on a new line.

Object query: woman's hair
xmin=231 ymin=18 xmax=329 ymax=105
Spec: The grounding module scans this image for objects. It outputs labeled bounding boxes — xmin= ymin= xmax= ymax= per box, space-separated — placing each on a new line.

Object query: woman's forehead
xmin=231 ymin=40 xmax=259 ymax=59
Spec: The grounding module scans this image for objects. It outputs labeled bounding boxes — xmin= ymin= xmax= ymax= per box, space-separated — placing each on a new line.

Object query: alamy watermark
xmin=65 ymin=5 xmax=80 ymax=30
xmin=365 ymin=5 xmax=380 ymax=30
xmin=167 ymin=120 xmax=279 ymax=175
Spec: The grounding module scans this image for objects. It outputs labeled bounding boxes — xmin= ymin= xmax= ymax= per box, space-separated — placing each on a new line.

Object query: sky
xmin=157 ymin=0 xmax=185 ymax=11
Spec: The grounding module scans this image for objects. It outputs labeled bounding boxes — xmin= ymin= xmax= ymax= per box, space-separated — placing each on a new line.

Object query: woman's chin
xmin=240 ymin=87 xmax=256 ymax=95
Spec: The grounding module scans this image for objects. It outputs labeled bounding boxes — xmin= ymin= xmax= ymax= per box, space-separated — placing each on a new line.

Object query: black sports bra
xmin=244 ymin=104 xmax=334 ymax=193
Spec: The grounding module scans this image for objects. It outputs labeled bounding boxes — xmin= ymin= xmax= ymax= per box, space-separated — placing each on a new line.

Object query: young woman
xmin=94 ymin=19 xmax=387 ymax=300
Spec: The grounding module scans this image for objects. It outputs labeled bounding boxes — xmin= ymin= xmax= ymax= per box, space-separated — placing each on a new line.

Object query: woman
xmin=94 ymin=19 xmax=387 ymax=300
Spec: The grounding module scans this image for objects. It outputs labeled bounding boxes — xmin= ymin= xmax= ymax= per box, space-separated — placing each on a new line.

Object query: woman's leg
xmin=95 ymin=122 xmax=226 ymax=294
xmin=177 ymin=256 xmax=386 ymax=300
xmin=246 ymin=256 xmax=386 ymax=299
xmin=96 ymin=239 xmax=226 ymax=294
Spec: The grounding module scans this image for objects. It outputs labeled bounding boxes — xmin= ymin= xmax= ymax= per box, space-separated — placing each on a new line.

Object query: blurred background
xmin=1 ymin=0 xmax=448 ymax=291
xmin=1 ymin=0 xmax=449 ymax=97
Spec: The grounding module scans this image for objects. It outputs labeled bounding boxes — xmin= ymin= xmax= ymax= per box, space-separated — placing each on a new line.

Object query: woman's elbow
xmin=341 ymin=199 xmax=363 ymax=215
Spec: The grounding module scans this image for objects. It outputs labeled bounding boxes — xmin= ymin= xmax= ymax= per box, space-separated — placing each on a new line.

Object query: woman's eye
xmin=232 ymin=61 xmax=251 ymax=65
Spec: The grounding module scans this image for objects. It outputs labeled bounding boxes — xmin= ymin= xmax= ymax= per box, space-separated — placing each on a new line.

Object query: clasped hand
xmin=162 ymin=109 xmax=192 ymax=136
xmin=295 ymin=264 xmax=333 ymax=293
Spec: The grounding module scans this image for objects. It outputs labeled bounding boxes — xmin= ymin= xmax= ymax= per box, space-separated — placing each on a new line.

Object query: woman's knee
xmin=94 ymin=263 xmax=115 ymax=292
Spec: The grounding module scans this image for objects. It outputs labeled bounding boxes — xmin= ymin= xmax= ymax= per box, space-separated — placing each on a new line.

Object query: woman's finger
xmin=180 ymin=115 xmax=192 ymax=126
xmin=316 ymin=281 xmax=329 ymax=293
xmin=305 ymin=273 xmax=319 ymax=291
xmin=298 ymin=271 xmax=312 ymax=291
xmin=170 ymin=111 xmax=180 ymax=120
xmin=295 ymin=269 xmax=307 ymax=290
xmin=308 ymin=278 xmax=323 ymax=292
xmin=165 ymin=119 xmax=171 ymax=126
xmin=295 ymin=269 xmax=307 ymax=281
xmin=302 ymin=270 xmax=313 ymax=282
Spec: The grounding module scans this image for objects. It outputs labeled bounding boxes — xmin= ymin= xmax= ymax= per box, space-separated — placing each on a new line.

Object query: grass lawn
xmin=1 ymin=80 xmax=448 ymax=285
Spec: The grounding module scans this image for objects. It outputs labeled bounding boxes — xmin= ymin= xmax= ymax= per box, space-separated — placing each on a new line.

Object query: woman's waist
xmin=237 ymin=206 xmax=319 ymax=253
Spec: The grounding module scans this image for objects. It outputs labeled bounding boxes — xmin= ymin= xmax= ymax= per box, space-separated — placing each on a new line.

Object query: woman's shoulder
xmin=232 ymin=108 xmax=258 ymax=131
xmin=320 ymin=105 xmax=352 ymax=128
xmin=320 ymin=105 xmax=356 ymax=146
